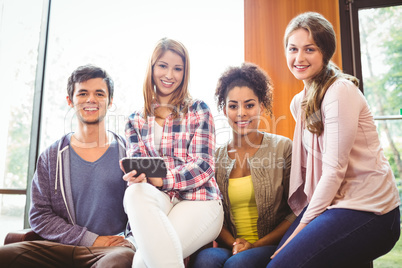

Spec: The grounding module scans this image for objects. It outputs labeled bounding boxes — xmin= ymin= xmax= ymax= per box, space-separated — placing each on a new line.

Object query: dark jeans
xmin=192 ymin=245 xmax=277 ymax=268
xmin=267 ymin=206 xmax=400 ymax=268
xmin=0 ymin=240 xmax=134 ymax=268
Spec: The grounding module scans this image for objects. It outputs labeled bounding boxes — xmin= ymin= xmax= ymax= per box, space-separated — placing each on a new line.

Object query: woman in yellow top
xmin=192 ymin=63 xmax=296 ymax=268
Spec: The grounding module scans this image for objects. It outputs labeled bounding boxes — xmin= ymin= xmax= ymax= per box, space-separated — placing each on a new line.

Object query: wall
xmin=244 ymin=0 xmax=342 ymax=139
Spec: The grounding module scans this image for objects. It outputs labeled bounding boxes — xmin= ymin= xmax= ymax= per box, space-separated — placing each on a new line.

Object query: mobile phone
xmin=121 ymin=157 xmax=167 ymax=178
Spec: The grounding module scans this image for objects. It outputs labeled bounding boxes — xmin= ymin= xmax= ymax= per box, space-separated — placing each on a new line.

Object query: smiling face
xmin=67 ymin=77 xmax=111 ymax=125
xmin=286 ymin=28 xmax=324 ymax=85
xmin=223 ymin=86 xmax=263 ymax=137
xmin=152 ymin=50 xmax=184 ymax=104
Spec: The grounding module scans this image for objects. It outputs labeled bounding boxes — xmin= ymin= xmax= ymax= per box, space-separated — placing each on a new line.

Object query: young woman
xmin=267 ymin=12 xmax=400 ymax=268
xmin=192 ymin=63 xmax=295 ymax=268
xmin=122 ymin=38 xmax=224 ymax=268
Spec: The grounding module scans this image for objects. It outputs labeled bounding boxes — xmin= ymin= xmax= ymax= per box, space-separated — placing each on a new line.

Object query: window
xmin=339 ymin=0 xmax=402 ymax=266
xmin=40 ymin=0 xmax=244 ymax=152
xmin=0 ymin=0 xmax=244 ymax=244
xmin=0 ymin=0 xmax=44 ymax=244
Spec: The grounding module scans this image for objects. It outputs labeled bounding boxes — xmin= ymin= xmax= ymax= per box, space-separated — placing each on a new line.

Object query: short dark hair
xmin=215 ymin=62 xmax=273 ymax=116
xmin=67 ymin=65 xmax=114 ymax=103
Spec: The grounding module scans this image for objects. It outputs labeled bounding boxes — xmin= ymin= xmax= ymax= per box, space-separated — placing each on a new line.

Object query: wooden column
xmin=244 ymin=0 xmax=342 ymax=139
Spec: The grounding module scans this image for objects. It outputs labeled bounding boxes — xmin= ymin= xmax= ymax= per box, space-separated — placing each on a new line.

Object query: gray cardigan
xmin=215 ymin=132 xmax=296 ymax=240
xmin=29 ymin=131 xmax=127 ymax=246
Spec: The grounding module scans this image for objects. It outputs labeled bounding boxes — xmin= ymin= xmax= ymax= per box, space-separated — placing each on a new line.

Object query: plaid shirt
xmin=125 ymin=100 xmax=222 ymax=201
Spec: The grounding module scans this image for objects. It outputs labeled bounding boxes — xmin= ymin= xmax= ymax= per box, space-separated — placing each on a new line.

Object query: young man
xmin=0 ymin=65 xmax=134 ymax=267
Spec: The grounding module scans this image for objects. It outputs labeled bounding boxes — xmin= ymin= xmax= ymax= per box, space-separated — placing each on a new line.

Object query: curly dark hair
xmin=215 ymin=62 xmax=273 ymax=116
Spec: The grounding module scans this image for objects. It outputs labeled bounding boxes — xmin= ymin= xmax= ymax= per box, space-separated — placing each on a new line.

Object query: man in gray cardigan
xmin=0 ymin=65 xmax=134 ymax=267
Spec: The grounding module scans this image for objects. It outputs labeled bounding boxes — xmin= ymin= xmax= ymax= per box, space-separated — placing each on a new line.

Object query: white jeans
xmin=123 ymin=183 xmax=224 ymax=268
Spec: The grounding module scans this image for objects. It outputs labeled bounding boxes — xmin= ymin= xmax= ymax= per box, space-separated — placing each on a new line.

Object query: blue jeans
xmin=267 ymin=206 xmax=400 ymax=268
xmin=192 ymin=245 xmax=277 ymax=268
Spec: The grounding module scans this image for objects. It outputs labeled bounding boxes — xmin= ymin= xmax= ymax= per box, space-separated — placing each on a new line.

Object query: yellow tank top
xmin=228 ymin=175 xmax=258 ymax=243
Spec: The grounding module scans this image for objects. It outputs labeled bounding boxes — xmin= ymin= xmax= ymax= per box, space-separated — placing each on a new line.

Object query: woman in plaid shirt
xmin=122 ymin=38 xmax=224 ymax=268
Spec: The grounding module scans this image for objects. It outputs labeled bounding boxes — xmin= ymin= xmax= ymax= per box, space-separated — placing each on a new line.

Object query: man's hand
xmin=92 ymin=235 xmax=126 ymax=247
xmin=112 ymin=239 xmax=136 ymax=250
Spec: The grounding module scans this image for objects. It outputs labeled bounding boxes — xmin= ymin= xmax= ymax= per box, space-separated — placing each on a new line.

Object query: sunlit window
xmin=358 ymin=5 xmax=402 ymax=266
xmin=0 ymin=0 xmax=43 ymax=244
xmin=358 ymin=5 xmax=401 ymax=198
xmin=0 ymin=0 xmax=244 ymax=244
xmin=40 ymin=0 xmax=244 ymax=151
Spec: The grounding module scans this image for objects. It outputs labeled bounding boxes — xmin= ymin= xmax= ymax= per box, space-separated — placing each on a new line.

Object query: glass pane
xmin=0 ymin=0 xmax=43 ymax=244
xmin=40 ymin=0 xmax=244 ymax=151
xmin=0 ymin=0 xmax=43 ymax=189
xmin=358 ymin=5 xmax=402 ymax=117
xmin=359 ymin=6 xmax=402 ymax=267
xmin=373 ymin=120 xmax=402 ymax=267
xmin=0 ymin=194 xmax=26 ymax=245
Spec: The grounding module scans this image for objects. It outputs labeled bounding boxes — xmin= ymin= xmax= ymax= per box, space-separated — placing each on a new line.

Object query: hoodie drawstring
xmin=55 ymin=146 xmax=74 ymax=225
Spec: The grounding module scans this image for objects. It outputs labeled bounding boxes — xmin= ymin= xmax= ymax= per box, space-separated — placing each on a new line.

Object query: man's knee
xmin=0 ymin=241 xmax=63 ymax=268
xmin=94 ymin=247 xmax=134 ymax=268
xmin=115 ymin=247 xmax=135 ymax=267
xmin=0 ymin=243 xmax=24 ymax=267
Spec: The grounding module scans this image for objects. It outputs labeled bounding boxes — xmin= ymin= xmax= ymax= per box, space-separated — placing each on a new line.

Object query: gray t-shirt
xmin=70 ymin=138 xmax=127 ymax=236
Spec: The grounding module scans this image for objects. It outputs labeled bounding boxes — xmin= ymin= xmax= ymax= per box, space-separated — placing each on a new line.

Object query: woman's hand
xmin=120 ymin=160 xmax=147 ymax=185
xmin=232 ymin=238 xmax=254 ymax=255
xmin=120 ymin=160 xmax=163 ymax=187
xmin=147 ymin=177 xmax=163 ymax=187
xmin=123 ymin=170 xmax=147 ymax=185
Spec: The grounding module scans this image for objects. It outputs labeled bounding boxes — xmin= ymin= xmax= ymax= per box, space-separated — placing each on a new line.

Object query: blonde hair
xmin=284 ymin=12 xmax=359 ymax=135
xmin=143 ymin=37 xmax=191 ymax=118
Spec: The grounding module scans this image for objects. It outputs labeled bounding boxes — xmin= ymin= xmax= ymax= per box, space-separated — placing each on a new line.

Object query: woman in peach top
xmin=267 ymin=12 xmax=400 ymax=268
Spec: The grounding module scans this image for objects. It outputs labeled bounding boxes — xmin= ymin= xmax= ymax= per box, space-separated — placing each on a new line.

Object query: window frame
xmin=338 ymin=0 xmax=402 ymax=93
xmin=2 ymin=0 xmax=246 ymax=229
xmin=0 ymin=0 xmax=51 ymax=228
xmin=338 ymin=0 xmax=402 ymax=122
xmin=22 ymin=0 xmax=51 ymax=227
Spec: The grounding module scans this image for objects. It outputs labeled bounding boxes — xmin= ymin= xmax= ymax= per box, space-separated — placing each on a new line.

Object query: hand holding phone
xmin=121 ymin=157 xmax=167 ymax=178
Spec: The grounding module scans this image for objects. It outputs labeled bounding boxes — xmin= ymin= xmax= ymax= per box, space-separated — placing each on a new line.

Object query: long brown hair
xmin=284 ymin=12 xmax=359 ymax=135
xmin=143 ymin=37 xmax=191 ymax=118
